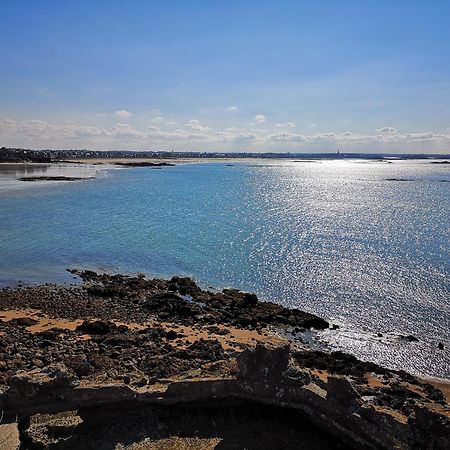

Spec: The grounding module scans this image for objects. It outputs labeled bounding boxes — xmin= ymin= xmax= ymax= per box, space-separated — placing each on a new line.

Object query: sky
xmin=1 ymin=1 xmax=450 ymax=153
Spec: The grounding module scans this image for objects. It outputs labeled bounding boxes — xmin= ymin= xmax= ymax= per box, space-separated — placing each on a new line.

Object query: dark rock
xmin=236 ymin=314 xmax=255 ymax=326
xmin=185 ymin=339 xmax=225 ymax=361
xmin=237 ymin=344 xmax=290 ymax=382
xmin=107 ymin=369 xmax=119 ymax=379
xmin=399 ymin=335 xmax=419 ymax=342
xmin=293 ymin=350 xmax=390 ymax=377
xmin=423 ymin=383 xmax=446 ymax=403
xmin=327 ymin=376 xmax=361 ymax=408
xmin=301 ymin=315 xmax=329 ymax=330
xmin=37 ymin=329 xmax=61 ymax=341
xmin=136 ymin=377 xmax=148 ymax=387
xmin=243 ymin=293 xmax=258 ymax=306
xmin=410 ymin=404 xmax=450 ymax=449
xmin=101 ymin=334 xmax=138 ymax=347
xmin=76 ymin=320 xmax=117 ymax=335
xmin=169 ymin=276 xmax=201 ymax=296
xmin=207 ymin=326 xmax=230 ymax=335
xmin=116 ymin=162 xmax=175 ymax=167
xmin=9 ymin=317 xmax=38 ymax=327
xmin=69 ymin=360 xmax=92 ymax=378
xmin=8 ymin=363 xmax=79 ymax=397
xmin=165 ymin=330 xmax=178 ymax=340
xmin=19 ymin=176 xmax=94 ymax=182
xmin=109 ymin=351 xmax=121 ymax=359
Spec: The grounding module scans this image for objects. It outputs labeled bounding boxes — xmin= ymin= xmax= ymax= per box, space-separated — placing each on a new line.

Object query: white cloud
xmin=308 ymin=132 xmax=336 ymax=141
xmin=150 ymin=116 xmax=165 ymax=122
xmin=405 ymin=132 xmax=439 ymax=140
xmin=376 ymin=126 xmax=397 ymax=134
xmin=71 ymin=126 xmax=108 ymax=138
xmin=1 ymin=117 xmax=449 ymax=152
xmin=269 ymin=132 xmax=306 ymax=142
xmin=232 ymin=132 xmax=257 ymax=142
xmin=227 ymin=106 xmax=238 ymax=112
xmin=115 ymin=110 xmax=132 ymax=119
xmin=254 ymin=114 xmax=266 ymax=123
xmin=109 ymin=123 xmax=146 ymax=140
xmin=185 ymin=119 xmax=211 ymax=132
xmin=275 ymin=122 xmax=296 ymax=129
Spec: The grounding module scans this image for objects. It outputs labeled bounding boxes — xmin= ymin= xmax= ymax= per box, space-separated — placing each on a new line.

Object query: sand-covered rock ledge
xmin=0 ymin=271 xmax=448 ymax=449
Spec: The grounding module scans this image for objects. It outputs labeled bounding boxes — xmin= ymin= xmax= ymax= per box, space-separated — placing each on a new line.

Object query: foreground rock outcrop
xmin=0 ymin=344 xmax=448 ymax=449
xmin=0 ymin=272 xmax=448 ymax=449
xmin=237 ymin=345 xmax=449 ymax=449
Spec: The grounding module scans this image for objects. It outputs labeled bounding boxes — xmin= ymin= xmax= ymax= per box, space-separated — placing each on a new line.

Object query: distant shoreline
xmin=1 ymin=146 xmax=450 ymax=164
xmin=1 ymin=156 xmax=450 ymax=168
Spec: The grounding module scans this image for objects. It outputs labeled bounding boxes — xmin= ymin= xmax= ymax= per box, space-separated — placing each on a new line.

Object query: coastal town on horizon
xmin=1 ymin=146 xmax=450 ymax=163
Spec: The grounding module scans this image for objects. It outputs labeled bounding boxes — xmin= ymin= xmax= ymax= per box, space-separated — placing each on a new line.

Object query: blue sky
xmin=1 ymin=1 xmax=450 ymax=152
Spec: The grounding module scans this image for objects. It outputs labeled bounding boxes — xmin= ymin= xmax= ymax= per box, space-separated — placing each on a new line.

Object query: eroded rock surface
xmin=0 ymin=272 xmax=448 ymax=449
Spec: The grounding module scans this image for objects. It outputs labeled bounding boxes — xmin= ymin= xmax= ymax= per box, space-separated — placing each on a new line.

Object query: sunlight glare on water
xmin=0 ymin=159 xmax=449 ymax=377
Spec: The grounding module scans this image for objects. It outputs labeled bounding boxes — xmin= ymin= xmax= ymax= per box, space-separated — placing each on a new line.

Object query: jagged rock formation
xmin=0 ymin=273 xmax=448 ymax=448
xmin=0 ymin=344 xmax=448 ymax=449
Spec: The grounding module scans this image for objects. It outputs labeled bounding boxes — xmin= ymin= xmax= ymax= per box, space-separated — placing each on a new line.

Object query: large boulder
xmin=237 ymin=344 xmax=290 ymax=383
xmin=76 ymin=320 xmax=117 ymax=335
xmin=7 ymin=363 xmax=79 ymax=398
xmin=409 ymin=404 xmax=450 ymax=449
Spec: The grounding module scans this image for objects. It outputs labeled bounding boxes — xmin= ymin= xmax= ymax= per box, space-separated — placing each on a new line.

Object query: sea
xmin=0 ymin=158 xmax=449 ymax=378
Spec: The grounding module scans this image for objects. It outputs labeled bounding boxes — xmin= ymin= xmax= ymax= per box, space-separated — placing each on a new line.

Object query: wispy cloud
xmin=227 ymin=106 xmax=238 ymax=112
xmin=254 ymin=114 xmax=266 ymax=124
xmin=269 ymin=132 xmax=306 ymax=142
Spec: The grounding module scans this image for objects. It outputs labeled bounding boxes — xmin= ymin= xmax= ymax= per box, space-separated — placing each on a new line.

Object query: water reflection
xmin=0 ymin=163 xmax=106 ymax=192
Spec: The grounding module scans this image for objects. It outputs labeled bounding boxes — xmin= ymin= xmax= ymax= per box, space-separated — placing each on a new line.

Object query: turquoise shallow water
xmin=0 ymin=160 xmax=449 ymax=377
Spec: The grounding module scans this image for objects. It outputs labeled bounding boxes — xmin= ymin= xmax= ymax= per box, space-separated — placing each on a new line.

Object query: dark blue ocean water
xmin=0 ymin=160 xmax=449 ymax=377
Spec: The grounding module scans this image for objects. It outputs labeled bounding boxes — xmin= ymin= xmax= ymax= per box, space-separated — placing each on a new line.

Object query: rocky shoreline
xmin=114 ymin=162 xmax=176 ymax=168
xmin=0 ymin=271 xmax=448 ymax=449
xmin=18 ymin=176 xmax=95 ymax=182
